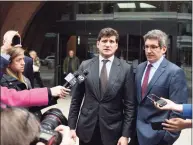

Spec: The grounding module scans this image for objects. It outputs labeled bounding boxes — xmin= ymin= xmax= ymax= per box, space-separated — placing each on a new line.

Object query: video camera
xmin=31 ymin=108 xmax=68 ymax=145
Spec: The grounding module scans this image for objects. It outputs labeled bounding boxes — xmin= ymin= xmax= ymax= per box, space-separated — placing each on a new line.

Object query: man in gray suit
xmin=135 ymin=29 xmax=188 ymax=145
xmin=68 ymin=28 xmax=136 ymax=145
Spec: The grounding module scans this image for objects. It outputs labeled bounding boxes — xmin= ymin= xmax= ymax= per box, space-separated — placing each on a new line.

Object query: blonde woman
xmin=29 ymin=50 xmax=44 ymax=87
xmin=0 ymin=47 xmax=32 ymax=90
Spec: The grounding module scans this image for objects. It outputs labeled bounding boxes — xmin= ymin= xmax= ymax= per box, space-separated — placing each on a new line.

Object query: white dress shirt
xmin=99 ymin=55 xmax=114 ymax=79
xmin=141 ymin=56 xmax=164 ymax=86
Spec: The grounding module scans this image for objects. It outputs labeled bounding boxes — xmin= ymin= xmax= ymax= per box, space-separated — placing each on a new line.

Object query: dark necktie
xmin=100 ymin=60 xmax=109 ymax=96
xmin=141 ymin=64 xmax=152 ymax=98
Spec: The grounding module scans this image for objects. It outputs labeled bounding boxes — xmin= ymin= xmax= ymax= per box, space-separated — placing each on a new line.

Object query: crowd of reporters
xmin=0 ymin=30 xmax=75 ymax=145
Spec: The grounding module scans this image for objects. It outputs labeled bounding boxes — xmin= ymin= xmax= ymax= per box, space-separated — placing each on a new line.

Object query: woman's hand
xmin=154 ymin=97 xmax=183 ymax=112
xmin=50 ymin=86 xmax=70 ymax=98
xmin=162 ymin=118 xmax=192 ymax=132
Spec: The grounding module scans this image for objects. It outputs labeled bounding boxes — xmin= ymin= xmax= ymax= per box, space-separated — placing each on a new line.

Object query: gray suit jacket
xmin=135 ymin=58 xmax=188 ymax=145
xmin=68 ymin=56 xmax=136 ymax=145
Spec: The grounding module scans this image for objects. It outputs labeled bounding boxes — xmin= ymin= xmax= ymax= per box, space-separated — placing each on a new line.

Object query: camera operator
xmin=154 ymin=98 xmax=192 ymax=132
xmin=1 ymin=107 xmax=40 ymax=145
xmin=1 ymin=53 xmax=70 ymax=107
xmin=1 ymin=107 xmax=75 ymax=145
xmin=36 ymin=125 xmax=76 ymax=145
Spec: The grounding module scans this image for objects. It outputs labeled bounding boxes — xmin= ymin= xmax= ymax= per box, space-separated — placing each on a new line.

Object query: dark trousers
xmin=79 ymin=122 xmax=103 ymax=145
xmin=34 ymin=72 xmax=44 ymax=87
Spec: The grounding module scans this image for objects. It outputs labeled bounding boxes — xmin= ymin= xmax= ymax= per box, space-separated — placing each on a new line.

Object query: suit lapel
xmin=142 ymin=58 xmax=168 ymax=101
xmin=90 ymin=57 xmax=100 ymax=99
xmin=137 ymin=62 xmax=147 ymax=102
xmin=101 ymin=57 xmax=121 ymax=100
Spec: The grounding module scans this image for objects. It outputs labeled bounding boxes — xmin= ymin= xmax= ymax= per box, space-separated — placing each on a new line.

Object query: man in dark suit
xmin=68 ymin=28 xmax=136 ymax=145
xmin=135 ymin=29 xmax=188 ymax=145
xmin=1 ymin=30 xmax=34 ymax=87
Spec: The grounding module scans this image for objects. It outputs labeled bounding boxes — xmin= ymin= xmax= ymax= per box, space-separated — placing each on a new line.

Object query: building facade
xmin=1 ymin=1 xmax=192 ymax=97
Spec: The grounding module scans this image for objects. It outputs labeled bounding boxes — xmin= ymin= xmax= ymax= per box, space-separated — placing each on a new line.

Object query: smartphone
xmin=11 ymin=35 xmax=21 ymax=46
xmin=151 ymin=122 xmax=164 ymax=130
xmin=147 ymin=94 xmax=167 ymax=107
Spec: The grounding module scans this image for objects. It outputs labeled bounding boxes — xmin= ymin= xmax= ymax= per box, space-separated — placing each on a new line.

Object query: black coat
xmin=68 ymin=56 xmax=136 ymax=145
xmin=0 ymin=74 xmax=29 ymax=90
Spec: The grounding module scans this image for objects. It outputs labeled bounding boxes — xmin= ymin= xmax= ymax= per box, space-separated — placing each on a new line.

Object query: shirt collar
xmin=147 ymin=55 xmax=164 ymax=69
xmin=99 ymin=55 xmax=114 ymax=63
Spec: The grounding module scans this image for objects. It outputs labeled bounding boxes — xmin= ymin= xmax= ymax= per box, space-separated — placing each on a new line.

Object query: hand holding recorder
xmin=153 ymin=97 xmax=183 ymax=112
xmin=146 ymin=94 xmax=167 ymax=107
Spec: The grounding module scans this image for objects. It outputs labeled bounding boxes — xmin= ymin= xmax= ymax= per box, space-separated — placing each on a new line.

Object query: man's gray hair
xmin=143 ymin=29 xmax=168 ymax=48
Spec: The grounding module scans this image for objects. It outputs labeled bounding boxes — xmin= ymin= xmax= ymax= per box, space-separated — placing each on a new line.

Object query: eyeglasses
xmin=143 ymin=45 xmax=160 ymax=51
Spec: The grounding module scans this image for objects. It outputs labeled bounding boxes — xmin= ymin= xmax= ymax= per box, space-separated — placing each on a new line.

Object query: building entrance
xmin=49 ymin=20 xmax=177 ymax=85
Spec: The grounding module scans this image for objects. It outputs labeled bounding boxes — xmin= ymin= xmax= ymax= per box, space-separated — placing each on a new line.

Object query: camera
xmin=31 ymin=108 xmax=68 ymax=145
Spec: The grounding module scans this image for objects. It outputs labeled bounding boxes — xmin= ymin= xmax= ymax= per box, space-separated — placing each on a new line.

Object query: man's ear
xmin=96 ymin=41 xmax=100 ymax=48
xmin=162 ymin=46 xmax=167 ymax=54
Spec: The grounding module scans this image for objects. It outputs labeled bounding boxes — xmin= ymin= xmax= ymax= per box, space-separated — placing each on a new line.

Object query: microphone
xmin=63 ymin=71 xmax=79 ymax=88
xmin=76 ymin=69 xmax=89 ymax=84
xmin=63 ymin=70 xmax=88 ymax=89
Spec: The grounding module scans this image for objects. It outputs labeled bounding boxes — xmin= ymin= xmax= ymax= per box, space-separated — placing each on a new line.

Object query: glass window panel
xmin=88 ymin=3 xmax=101 ymax=14
xmin=103 ymin=3 xmax=114 ymax=14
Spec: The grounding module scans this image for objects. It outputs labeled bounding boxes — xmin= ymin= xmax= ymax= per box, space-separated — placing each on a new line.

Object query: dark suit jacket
xmin=68 ymin=56 xmax=136 ymax=145
xmin=24 ymin=56 xmax=34 ymax=88
xmin=135 ymin=58 xmax=188 ymax=145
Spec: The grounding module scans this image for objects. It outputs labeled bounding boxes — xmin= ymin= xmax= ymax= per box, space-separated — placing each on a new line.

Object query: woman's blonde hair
xmin=1 ymin=107 xmax=40 ymax=145
xmin=5 ymin=47 xmax=25 ymax=84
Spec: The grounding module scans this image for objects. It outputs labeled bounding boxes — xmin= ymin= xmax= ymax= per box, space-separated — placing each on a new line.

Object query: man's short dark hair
xmin=97 ymin=27 xmax=119 ymax=43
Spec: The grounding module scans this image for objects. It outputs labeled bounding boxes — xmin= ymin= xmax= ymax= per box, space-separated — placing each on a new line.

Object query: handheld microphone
xmin=63 ymin=70 xmax=88 ymax=88
xmin=76 ymin=69 xmax=89 ymax=84
xmin=63 ymin=71 xmax=79 ymax=89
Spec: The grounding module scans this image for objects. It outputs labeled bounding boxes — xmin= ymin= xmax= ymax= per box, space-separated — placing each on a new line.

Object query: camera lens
xmin=40 ymin=108 xmax=68 ymax=131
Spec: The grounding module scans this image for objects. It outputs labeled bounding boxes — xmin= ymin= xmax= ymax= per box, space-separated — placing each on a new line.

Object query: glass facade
xmin=37 ymin=1 xmax=192 ymax=98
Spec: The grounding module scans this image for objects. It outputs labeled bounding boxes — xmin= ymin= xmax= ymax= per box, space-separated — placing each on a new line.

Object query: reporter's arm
xmin=1 ymin=86 xmax=70 ymax=107
xmin=1 ymin=86 xmax=48 ymax=107
xmin=162 ymin=118 xmax=192 ymax=132
xmin=182 ymin=104 xmax=192 ymax=119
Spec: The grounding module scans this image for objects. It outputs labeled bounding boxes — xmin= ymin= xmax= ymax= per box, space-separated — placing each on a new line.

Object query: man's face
xmin=144 ymin=39 xmax=167 ymax=63
xmin=69 ymin=51 xmax=74 ymax=58
xmin=97 ymin=36 xmax=118 ymax=59
xmin=9 ymin=54 xmax=25 ymax=73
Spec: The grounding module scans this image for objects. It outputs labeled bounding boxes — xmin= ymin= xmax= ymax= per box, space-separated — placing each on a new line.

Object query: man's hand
xmin=162 ymin=118 xmax=192 ymax=132
xmin=55 ymin=125 xmax=76 ymax=145
xmin=154 ymin=97 xmax=183 ymax=112
xmin=50 ymin=86 xmax=70 ymax=98
xmin=117 ymin=136 xmax=128 ymax=145
xmin=70 ymin=130 xmax=77 ymax=142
